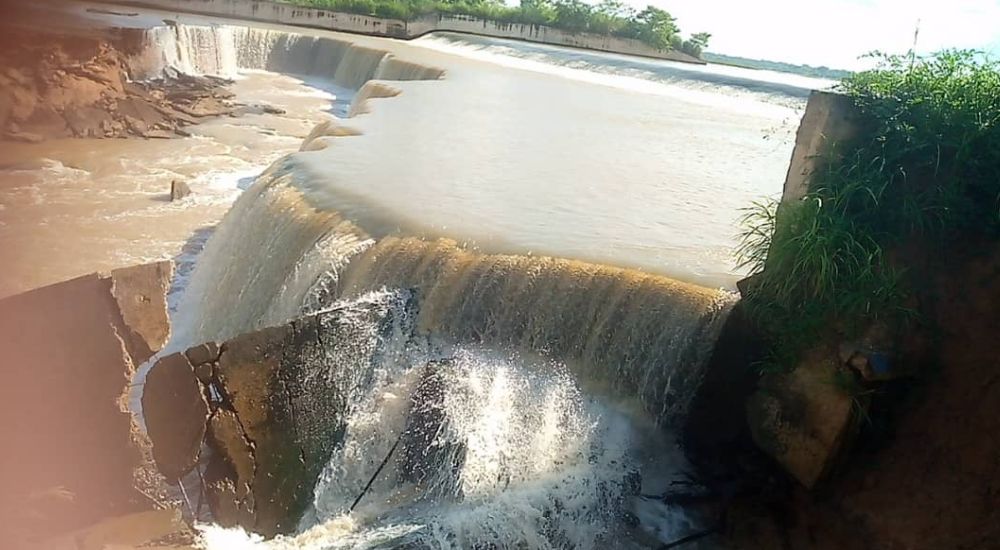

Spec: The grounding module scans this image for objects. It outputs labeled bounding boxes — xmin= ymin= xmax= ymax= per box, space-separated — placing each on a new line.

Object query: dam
xmin=0 ymin=3 xmax=833 ymax=548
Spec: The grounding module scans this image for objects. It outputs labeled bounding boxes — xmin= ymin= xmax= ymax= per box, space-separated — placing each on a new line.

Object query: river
xmin=0 ymin=4 xmax=830 ymax=548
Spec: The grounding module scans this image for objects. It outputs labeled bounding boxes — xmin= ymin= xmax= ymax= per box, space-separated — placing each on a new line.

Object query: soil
xmin=0 ymin=23 xmax=236 ymax=142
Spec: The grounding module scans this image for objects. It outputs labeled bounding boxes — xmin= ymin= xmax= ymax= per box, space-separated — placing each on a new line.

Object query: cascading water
xmin=129 ymin=23 xmax=444 ymax=88
xmin=130 ymin=24 xmax=240 ymax=79
xmin=168 ymin=161 xmax=732 ymax=548
xmin=338 ymin=237 xmax=733 ymax=425
xmin=137 ymin=17 xmax=741 ymax=549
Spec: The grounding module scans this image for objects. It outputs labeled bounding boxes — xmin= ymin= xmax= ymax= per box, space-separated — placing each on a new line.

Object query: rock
xmin=141 ymin=353 xmax=209 ymax=481
xmin=839 ymin=321 xmax=903 ymax=382
xmin=682 ymin=302 xmax=766 ymax=467
xmin=110 ymin=261 xmax=172 ymax=361
xmin=0 ymin=262 xmax=173 ymax=543
xmin=145 ymin=129 xmax=176 ymax=139
xmin=735 ymin=273 xmax=762 ymax=299
xmin=747 ymin=347 xmax=859 ymax=488
xmin=204 ymin=409 xmax=256 ymax=528
xmin=123 ymin=115 xmax=148 ymax=136
xmin=184 ymin=341 xmax=219 ymax=366
xmin=64 ymin=105 xmax=111 ymax=138
xmin=142 ymin=290 xmax=417 ymax=536
xmin=170 ymin=179 xmax=192 ymax=201
xmin=194 ymin=361 xmax=215 ymax=384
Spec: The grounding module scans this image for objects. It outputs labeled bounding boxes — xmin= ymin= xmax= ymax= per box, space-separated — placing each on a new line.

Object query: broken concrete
xmin=143 ymin=290 xmax=416 ymax=537
xmin=142 ymin=353 xmax=209 ymax=481
xmin=0 ymin=261 xmax=173 ymax=545
xmin=746 ymin=348 xmax=858 ymax=488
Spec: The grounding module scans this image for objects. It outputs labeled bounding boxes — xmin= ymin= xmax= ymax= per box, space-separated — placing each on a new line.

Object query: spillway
xmin=119 ymin=15 xmax=795 ymax=548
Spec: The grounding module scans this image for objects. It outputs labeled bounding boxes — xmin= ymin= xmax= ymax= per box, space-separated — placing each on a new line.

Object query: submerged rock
xmin=170 ymin=179 xmax=192 ymax=201
xmin=0 ymin=261 xmax=173 ymax=544
xmin=143 ymin=290 xmax=417 ymax=537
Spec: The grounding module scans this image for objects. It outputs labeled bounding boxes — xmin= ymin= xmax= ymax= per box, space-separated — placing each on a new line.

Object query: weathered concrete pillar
xmin=781 ymin=91 xmax=860 ymax=203
xmin=0 ymin=262 xmax=173 ymax=543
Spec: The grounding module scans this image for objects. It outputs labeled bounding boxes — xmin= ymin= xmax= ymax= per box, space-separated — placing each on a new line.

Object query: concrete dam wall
xmin=101 ymin=0 xmax=704 ymax=63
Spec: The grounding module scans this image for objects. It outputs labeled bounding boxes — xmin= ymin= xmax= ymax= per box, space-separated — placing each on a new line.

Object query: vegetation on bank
xmin=280 ymin=0 xmax=711 ymax=56
xmin=738 ymin=50 xmax=1000 ymax=371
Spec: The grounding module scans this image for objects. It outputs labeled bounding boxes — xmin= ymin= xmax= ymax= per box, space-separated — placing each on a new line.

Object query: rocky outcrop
xmin=0 ymin=262 xmax=173 ymax=546
xmin=142 ymin=290 xmax=416 ymax=537
xmin=0 ymin=26 xmax=236 ymax=142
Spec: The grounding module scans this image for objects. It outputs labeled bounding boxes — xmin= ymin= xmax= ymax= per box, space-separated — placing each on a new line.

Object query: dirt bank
xmin=0 ymin=23 xmax=236 ymax=142
xmin=685 ymin=239 xmax=1000 ymax=550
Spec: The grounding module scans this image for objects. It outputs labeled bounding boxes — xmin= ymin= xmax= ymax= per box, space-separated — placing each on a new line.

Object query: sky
xmin=647 ymin=0 xmax=1000 ymax=69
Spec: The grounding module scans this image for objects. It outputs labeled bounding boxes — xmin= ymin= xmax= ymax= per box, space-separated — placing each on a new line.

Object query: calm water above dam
xmin=291 ymin=32 xmax=826 ymax=290
xmin=0 ymin=7 xmax=830 ymax=297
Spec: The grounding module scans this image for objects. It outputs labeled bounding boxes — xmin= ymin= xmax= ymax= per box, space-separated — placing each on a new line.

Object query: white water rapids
xmin=1 ymin=6 xmax=826 ymax=547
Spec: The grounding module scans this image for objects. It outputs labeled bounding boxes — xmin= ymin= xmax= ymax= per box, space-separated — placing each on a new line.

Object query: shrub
xmin=738 ymin=50 xmax=1000 ymax=371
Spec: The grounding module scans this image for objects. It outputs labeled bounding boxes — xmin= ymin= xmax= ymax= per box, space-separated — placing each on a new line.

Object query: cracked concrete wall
xmin=142 ymin=290 xmax=416 ymax=537
xmin=0 ymin=261 xmax=173 ymax=543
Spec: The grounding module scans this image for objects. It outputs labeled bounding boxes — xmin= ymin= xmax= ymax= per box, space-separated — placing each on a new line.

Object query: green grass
xmin=738 ymin=50 xmax=1000 ymax=372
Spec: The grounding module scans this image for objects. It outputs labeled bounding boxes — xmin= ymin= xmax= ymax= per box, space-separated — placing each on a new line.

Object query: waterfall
xmin=130 ymin=24 xmax=239 ymax=79
xmin=339 ymin=236 xmax=734 ymax=425
xmin=169 ymin=159 xmax=373 ymax=349
xmin=172 ymin=159 xmax=733 ymax=423
xmin=129 ymin=23 xmax=444 ymax=90
xmin=145 ymin=18 xmax=731 ymax=548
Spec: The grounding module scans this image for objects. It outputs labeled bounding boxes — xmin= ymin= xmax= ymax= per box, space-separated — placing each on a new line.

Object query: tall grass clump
xmin=738 ymin=50 xmax=1000 ymax=371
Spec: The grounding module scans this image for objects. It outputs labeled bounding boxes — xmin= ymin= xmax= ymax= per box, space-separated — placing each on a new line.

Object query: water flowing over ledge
xmin=131 ymin=18 xmax=740 ymax=547
xmin=130 ymin=23 xmax=445 ymax=87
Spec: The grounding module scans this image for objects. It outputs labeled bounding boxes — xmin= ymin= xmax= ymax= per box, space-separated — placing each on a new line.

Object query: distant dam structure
xmin=101 ymin=0 xmax=705 ymax=63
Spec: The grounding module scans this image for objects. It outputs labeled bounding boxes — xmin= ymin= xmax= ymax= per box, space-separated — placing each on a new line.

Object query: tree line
xmin=284 ymin=0 xmax=711 ymax=57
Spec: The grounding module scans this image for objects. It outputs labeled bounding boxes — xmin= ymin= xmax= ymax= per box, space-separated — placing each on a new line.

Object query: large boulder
xmin=0 ymin=261 xmax=173 ymax=545
xmin=142 ymin=290 xmax=416 ymax=537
